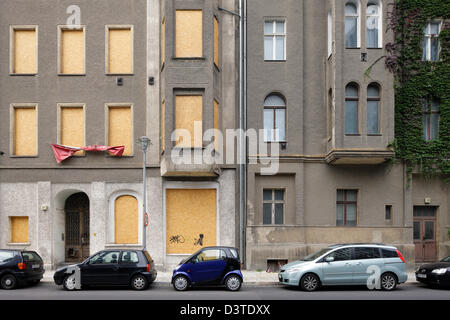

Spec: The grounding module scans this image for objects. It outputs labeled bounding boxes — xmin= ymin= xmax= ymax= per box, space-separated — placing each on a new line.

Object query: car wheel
xmin=380 ymin=273 xmax=397 ymax=291
xmin=173 ymin=275 xmax=189 ymax=291
xmin=300 ymin=273 xmax=320 ymax=292
xmin=131 ymin=274 xmax=148 ymax=290
xmin=225 ymin=274 xmax=242 ymax=291
xmin=63 ymin=274 xmax=78 ymax=291
xmin=1 ymin=274 xmax=17 ymax=290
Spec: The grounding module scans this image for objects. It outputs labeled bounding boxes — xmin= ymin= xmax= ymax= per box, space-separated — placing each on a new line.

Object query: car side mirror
xmin=325 ymin=256 xmax=335 ymax=263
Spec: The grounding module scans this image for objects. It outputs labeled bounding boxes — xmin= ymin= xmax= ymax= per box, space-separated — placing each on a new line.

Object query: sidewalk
xmin=42 ymin=270 xmax=418 ymax=286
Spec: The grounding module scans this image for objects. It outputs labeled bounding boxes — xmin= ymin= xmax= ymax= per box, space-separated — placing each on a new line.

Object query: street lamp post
xmin=138 ymin=136 xmax=151 ymax=251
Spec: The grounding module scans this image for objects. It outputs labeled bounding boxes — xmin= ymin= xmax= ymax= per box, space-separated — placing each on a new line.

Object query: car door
xmin=117 ymin=251 xmax=140 ymax=285
xmin=189 ymin=249 xmax=227 ymax=284
xmin=351 ymin=247 xmax=382 ymax=285
xmin=80 ymin=251 xmax=121 ymax=285
xmin=320 ymin=248 xmax=353 ymax=285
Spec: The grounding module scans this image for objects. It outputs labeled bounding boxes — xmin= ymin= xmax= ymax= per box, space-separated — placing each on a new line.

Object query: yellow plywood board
xmin=108 ymin=28 xmax=132 ymax=74
xmin=108 ymin=107 xmax=132 ymax=155
xmin=61 ymin=29 xmax=84 ymax=74
xmin=14 ymin=107 xmax=37 ymax=156
xmin=10 ymin=216 xmax=29 ymax=243
xmin=214 ymin=100 xmax=219 ymax=150
xmin=176 ymin=10 xmax=203 ymax=57
xmin=14 ymin=30 xmax=36 ymax=74
xmin=214 ymin=17 xmax=219 ymax=66
xmin=114 ymin=195 xmax=138 ymax=244
xmin=175 ymin=96 xmax=202 ymax=148
xmin=166 ymin=189 xmax=217 ymax=254
xmin=61 ymin=107 xmax=84 ymax=155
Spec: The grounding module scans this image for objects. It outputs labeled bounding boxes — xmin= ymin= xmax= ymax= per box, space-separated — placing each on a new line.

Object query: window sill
xmin=345 ymin=47 xmax=361 ymax=50
xmin=367 ymin=133 xmax=382 ymax=136
xmin=58 ymin=73 xmax=86 ymax=76
xmin=367 ymin=47 xmax=383 ymax=50
xmin=264 ymin=60 xmax=286 ymax=62
xmin=344 ymin=134 xmax=361 ymax=136
xmin=10 ymin=155 xmax=39 ymax=158
xmin=10 ymin=73 xmax=37 ymax=76
xmin=172 ymin=56 xmax=206 ymax=61
xmin=7 ymin=243 xmax=31 ymax=246
xmin=105 ymin=73 xmax=134 ymax=76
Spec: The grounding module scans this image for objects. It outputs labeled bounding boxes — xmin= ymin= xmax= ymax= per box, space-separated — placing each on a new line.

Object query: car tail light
xmin=18 ymin=263 xmax=26 ymax=270
xmin=396 ymin=250 xmax=406 ymax=263
xmin=146 ymin=264 xmax=150 ymax=272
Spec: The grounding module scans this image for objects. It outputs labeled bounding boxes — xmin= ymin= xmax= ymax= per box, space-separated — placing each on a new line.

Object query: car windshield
xmin=300 ymin=248 xmax=333 ymax=261
xmin=441 ymin=256 xmax=450 ymax=263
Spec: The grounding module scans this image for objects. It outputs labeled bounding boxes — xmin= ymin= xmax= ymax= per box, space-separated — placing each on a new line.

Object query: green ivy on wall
xmin=387 ymin=0 xmax=450 ymax=179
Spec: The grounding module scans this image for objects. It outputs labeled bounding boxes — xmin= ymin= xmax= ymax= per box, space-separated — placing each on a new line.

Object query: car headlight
xmin=431 ymin=268 xmax=448 ymax=275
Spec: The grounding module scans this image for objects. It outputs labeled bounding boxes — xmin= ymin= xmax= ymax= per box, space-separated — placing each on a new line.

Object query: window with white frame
xmin=422 ymin=98 xmax=440 ymax=141
xmin=366 ymin=0 xmax=382 ymax=48
xmin=367 ymin=83 xmax=380 ymax=134
xmin=422 ymin=21 xmax=441 ymax=61
xmin=345 ymin=1 xmax=360 ymax=48
xmin=263 ymin=189 xmax=285 ymax=225
xmin=264 ymin=20 xmax=286 ymax=60
xmin=263 ymin=94 xmax=286 ymax=142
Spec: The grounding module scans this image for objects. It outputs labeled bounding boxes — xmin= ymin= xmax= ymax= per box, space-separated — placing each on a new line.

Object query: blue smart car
xmin=171 ymin=246 xmax=243 ymax=291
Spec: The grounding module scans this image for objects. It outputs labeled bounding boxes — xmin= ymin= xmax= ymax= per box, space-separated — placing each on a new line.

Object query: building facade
xmin=0 ymin=0 xmax=238 ymax=270
xmin=0 ymin=0 xmax=448 ymax=272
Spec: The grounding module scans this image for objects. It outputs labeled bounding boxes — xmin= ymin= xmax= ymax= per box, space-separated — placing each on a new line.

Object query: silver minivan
xmin=278 ymin=244 xmax=408 ymax=291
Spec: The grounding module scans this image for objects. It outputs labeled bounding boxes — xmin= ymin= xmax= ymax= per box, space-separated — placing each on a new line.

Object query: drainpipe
xmin=242 ymin=0 xmax=247 ymax=268
xmin=219 ymin=0 xmax=246 ymax=268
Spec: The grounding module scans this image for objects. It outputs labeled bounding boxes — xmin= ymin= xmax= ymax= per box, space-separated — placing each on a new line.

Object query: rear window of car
xmin=143 ymin=251 xmax=153 ymax=263
xmin=0 ymin=251 xmax=16 ymax=263
xmin=353 ymin=247 xmax=381 ymax=260
xmin=381 ymin=248 xmax=399 ymax=258
xmin=21 ymin=251 xmax=42 ymax=262
xmin=121 ymin=251 xmax=139 ymax=264
xmin=229 ymin=248 xmax=239 ymax=259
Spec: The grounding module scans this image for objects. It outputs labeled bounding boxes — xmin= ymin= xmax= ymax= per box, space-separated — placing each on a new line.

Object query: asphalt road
xmin=0 ymin=281 xmax=449 ymax=300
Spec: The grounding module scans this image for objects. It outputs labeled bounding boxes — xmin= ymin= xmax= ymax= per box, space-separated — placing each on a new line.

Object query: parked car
xmin=415 ymin=256 xmax=450 ymax=288
xmin=53 ymin=249 xmax=157 ymax=291
xmin=171 ymin=246 xmax=243 ymax=291
xmin=278 ymin=243 xmax=408 ymax=291
xmin=0 ymin=249 xmax=45 ymax=289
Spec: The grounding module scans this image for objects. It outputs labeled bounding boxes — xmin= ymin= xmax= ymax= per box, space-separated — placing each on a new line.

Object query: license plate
xmin=32 ymin=264 xmax=40 ymax=269
xmin=417 ymin=274 xmax=427 ymax=278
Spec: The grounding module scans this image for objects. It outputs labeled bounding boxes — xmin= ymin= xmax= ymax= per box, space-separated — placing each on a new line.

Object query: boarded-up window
xmin=13 ymin=106 xmax=37 ymax=156
xmin=214 ymin=16 xmax=219 ymax=66
xmin=176 ymin=10 xmax=203 ymax=57
xmin=166 ymin=189 xmax=217 ymax=254
xmin=10 ymin=217 xmax=29 ymax=243
xmin=161 ymin=100 xmax=165 ymax=152
xmin=108 ymin=106 xmax=132 ymax=156
xmin=114 ymin=195 xmax=138 ymax=244
xmin=60 ymin=28 xmax=85 ymax=74
xmin=175 ymin=96 xmax=203 ymax=148
xmin=107 ymin=27 xmax=133 ymax=74
xmin=60 ymin=106 xmax=85 ymax=155
xmin=12 ymin=28 xmax=37 ymax=74
xmin=214 ymin=99 xmax=219 ymax=150
xmin=161 ymin=17 xmax=166 ymax=65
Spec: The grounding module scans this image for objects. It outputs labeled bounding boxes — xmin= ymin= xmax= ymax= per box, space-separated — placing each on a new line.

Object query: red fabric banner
xmin=51 ymin=144 xmax=125 ymax=163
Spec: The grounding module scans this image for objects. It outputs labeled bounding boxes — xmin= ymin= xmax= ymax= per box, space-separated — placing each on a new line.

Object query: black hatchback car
xmin=0 ymin=249 xmax=45 ymax=289
xmin=416 ymin=256 xmax=450 ymax=288
xmin=53 ymin=249 xmax=157 ymax=290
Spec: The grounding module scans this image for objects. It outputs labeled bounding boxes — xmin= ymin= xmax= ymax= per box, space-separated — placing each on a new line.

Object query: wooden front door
xmin=65 ymin=193 xmax=90 ymax=262
xmin=413 ymin=206 xmax=437 ymax=263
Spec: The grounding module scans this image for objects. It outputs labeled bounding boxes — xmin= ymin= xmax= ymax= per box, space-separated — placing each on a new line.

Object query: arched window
xmin=367 ymin=0 xmax=382 ymax=48
xmin=367 ymin=83 xmax=380 ymax=134
xmin=345 ymin=83 xmax=359 ymax=134
xmin=114 ymin=195 xmax=139 ymax=244
xmin=345 ymin=1 xmax=360 ymax=48
xmin=263 ymin=94 xmax=286 ymax=142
